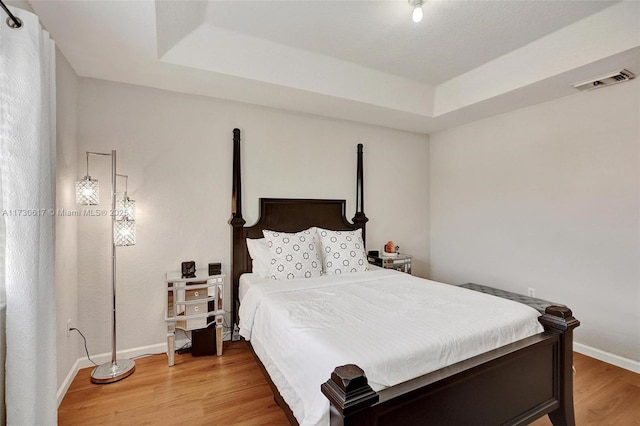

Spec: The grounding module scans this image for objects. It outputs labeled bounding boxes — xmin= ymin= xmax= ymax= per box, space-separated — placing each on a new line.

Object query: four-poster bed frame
xmin=229 ymin=128 xmax=579 ymax=425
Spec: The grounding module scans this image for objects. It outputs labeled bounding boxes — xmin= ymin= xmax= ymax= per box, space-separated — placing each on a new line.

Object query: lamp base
xmin=90 ymin=359 xmax=135 ymax=384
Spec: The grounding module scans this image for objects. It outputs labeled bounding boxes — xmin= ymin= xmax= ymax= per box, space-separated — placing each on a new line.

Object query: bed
xmin=229 ymin=128 xmax=579 ymax=426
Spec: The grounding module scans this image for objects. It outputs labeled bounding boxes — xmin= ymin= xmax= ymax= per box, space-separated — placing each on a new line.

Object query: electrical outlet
xmin=67 ymin=319 xmax=72 ymax=337
xmin=527 ymin=288 xmax=536 ymax=297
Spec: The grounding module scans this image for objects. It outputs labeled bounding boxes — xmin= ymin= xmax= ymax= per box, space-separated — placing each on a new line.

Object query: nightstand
xmin=367 ymin=253 xmax=412 ymax=274
xmin=165 ymin=270 xmax=225 ymax=366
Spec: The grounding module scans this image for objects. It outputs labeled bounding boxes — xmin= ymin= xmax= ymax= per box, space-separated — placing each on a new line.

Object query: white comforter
xmin=239 ymin=269 xmax=543 ymax=426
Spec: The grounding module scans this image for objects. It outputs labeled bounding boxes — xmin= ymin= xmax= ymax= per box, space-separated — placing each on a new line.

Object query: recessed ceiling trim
xmin=28 ymin=0 xmax=637 ymax=134
xmin=160 ymin=23 xmax=436 ymax=117
xmin=434 ymin=1 xmax=639 ymax=116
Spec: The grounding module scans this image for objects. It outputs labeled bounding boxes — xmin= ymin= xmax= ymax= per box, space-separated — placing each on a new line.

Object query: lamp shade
xmin=76 ymin=176 xmax=99 ymax=205
xmin=114 ymin=218 xmax=136 ymax=246
xmin=116 ymin=196 xmax=136 ymax=220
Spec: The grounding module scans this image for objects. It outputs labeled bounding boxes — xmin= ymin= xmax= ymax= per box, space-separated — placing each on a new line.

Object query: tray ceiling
xmin=28 ymin=0 xmax=640 ymax=133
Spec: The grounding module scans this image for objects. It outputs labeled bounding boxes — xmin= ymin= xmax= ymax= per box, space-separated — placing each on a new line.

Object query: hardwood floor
xmin=59 ymin=342 xmax=640 ymax=425
xmin=530 ymin=351 xmax=640 ymax=426
xmin=58 ymin=342 xmax=288 ymax=426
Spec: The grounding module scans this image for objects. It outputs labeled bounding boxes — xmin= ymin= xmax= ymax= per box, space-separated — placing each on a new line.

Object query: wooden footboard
xmin=322 ymin=306 xmax=579 ymax=426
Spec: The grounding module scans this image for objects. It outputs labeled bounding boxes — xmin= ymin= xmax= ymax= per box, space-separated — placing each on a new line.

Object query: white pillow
xmin=317 ymin=228 xmax=368 ymax=275
xmin=246 ymin=238 xmax=270 ymax=278
xmin=262 ymin=227 xmax=322 ymax=280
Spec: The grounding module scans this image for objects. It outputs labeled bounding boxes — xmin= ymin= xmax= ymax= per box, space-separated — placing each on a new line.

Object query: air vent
xmin=572 ymin=69 xmax=635 ymax=91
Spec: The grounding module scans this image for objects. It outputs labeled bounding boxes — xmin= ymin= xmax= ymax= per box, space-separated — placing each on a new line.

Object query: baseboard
xmin=56 ymin=341 xmax=170 ymax=406
xmin=574 ymin=342 xmax=640 ymax=373
xmin=57 ymin=333 xmax=234 ymax=404
xmin=57 ymin=357 xmax=80 ymax=407
xmin=75 ymin=342 xmax=168 ymax=369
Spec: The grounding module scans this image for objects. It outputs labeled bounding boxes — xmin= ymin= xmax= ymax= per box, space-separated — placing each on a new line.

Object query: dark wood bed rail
xmin=322 ymin=306 xmax=579 ymax=426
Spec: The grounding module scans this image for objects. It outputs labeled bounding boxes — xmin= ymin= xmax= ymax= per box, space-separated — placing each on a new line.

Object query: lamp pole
xmin=89 ymin=150 xmax=135 ymax=384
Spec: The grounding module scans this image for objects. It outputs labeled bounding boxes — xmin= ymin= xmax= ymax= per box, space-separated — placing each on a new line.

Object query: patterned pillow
xmin=262 ymin=227 xmax=322 ymax=280
xmin=317 ymin=228 xmax=368 ymax=275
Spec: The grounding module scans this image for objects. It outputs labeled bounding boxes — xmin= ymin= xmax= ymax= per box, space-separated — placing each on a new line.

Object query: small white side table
xmin=165 ymin=271 xmax=225 ymax=366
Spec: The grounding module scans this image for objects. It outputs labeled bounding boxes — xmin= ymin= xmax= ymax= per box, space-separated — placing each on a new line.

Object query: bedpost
xmin=352 ymin=143 xmax=368 ymax=243
xmin=321 ymin=364 xmax=379 ymax=426
xmin=538 ymin=306 xmax=580 ymax=426
xmin=230 ymin=128 xmax=246 ymax=334
xmin=231 ymin=128 xmax=243 ymax=219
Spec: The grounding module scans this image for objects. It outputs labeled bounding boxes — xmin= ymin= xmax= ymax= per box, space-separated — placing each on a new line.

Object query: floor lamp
xmin=76 ymin=150 xmax=136 ymax=383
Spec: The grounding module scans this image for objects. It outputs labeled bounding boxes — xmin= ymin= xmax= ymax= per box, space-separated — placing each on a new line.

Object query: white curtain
xmin=0 ymin=7 xmax=57 ymax=426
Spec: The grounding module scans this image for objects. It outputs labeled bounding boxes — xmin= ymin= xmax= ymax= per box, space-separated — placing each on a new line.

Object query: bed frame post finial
xmin=321 ymin=364 xmax=378 ymax=425
xmin=539 ymin=306 xmax=579 ymax=332
xmin=539 ymin=306 xmax=580 ymax=426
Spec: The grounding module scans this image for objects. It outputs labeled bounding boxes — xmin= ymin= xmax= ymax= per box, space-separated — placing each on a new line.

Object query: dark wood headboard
xmin=229 ymin=129 xmax=368 ymax=330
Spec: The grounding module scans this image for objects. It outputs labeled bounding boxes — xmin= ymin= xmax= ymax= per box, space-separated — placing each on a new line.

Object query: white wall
xmin=76 ymin=78 xmax=429 ymax=356
xmin=429 ymin=79 xmax=640 ymax=364
xmin=54 ymin=49 xmax=80 ymax=397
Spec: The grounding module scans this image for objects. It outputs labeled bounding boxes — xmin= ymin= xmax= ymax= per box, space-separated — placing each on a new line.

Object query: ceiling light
xmin=409 ymin=0 xmax=424 ymax=23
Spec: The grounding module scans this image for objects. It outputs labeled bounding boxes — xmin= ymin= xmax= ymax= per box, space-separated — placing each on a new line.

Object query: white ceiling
xmin=203 ymin=0 xmax=615 ymax=85
xmin=27 ymin=0 xmax=640 ymax=133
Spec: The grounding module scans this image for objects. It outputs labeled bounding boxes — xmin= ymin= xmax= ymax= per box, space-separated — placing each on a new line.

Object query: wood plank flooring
xmin=58 ymin=342 xmax=288 ymax=426
xmin=530 ymin=351 xmax=640 ymax=426
xmin=59 ymin=341 xmax=640 ymax=425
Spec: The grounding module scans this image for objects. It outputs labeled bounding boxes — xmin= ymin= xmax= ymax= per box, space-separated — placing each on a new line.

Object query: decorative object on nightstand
xmin=75 ymin=150 xmax=136 ymax=384
xmin=208 ymin=262 xmax=221 ymax=275
xmin=384 ymin=241 xmax=399 ymax=257
xmin=181 ymin=261 xmax=196 ymax=278
xmin=165 ymin=270 xmax=225 ymax=366
xmin=368 ymin=253 xmax=412 ymax=274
